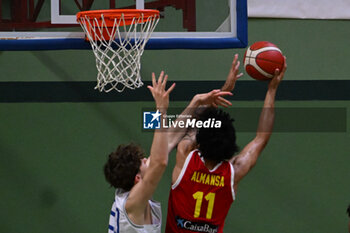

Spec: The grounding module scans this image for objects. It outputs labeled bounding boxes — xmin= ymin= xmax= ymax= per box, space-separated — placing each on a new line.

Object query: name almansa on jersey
xmin=162 ymin=118 xmax=221 ymax=128
xmin=191 ymin=171 xmax=225 ymax=187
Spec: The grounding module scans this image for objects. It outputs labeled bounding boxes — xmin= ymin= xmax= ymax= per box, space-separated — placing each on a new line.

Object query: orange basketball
xmin=243 ymin=41 xmax=284 ymax=80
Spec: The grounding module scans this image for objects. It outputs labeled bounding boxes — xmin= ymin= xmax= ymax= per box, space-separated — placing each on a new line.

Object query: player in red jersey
xmin=165 ymin=54 xmax=287 ymax=233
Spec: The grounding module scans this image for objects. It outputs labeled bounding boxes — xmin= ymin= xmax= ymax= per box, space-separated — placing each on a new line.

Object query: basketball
xmin=243 ymin=41 xmax=284 ymax=80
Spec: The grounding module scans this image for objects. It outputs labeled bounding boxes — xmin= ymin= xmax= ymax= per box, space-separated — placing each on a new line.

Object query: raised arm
xmin=221 ymin=53 xmax=243 ymax=92
xmin=168 ymin=89 xmax=234 ymax=183
xmin=170 ymin=54 xmax=243 ymax=183
xmin=125 ymin=71 xmax=175 ymax=224
xmin=167 ymin=90 xmax=233 ymax=153
xmin=168 ymin=54 xmax=242 ymax=153
xmin=231 ymin=58 xmax=287 ymax=187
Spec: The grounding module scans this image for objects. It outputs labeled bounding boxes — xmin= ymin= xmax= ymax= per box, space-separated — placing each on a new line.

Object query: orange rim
xmin=76 ymin=9 xmax=160 ymax=27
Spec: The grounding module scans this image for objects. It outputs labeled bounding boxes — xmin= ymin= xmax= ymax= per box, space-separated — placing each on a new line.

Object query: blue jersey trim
xmin=110 ymin=210 xmax=116 ymax=217
xmin=116 ymin=208 xmax=120 ymax=233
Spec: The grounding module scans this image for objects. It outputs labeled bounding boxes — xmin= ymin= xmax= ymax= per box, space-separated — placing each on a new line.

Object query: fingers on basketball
xmin=282 ymin=56 xmax=287 ymax=72
xmin=274 ymin=56 xmax=287 ymax=81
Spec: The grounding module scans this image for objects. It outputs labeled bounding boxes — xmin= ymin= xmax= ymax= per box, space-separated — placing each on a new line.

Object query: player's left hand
xmin=147 ymin=71 xmax=176 ymax=110
xmin=221 ymin=54 xmax=244 ymax=92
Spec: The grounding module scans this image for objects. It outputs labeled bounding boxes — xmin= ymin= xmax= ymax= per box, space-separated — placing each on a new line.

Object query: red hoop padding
xmin=76 ymin=9 xmax=160 ymax=27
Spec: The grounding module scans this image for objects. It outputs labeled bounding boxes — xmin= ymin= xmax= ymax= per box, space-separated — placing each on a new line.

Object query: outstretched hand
xmin=269 ymin=56 xmax=287 ymax=90
xmin=147 ymin=71 xmax=176 ymax=110
xmin=194 ymin=89 xmax=233 ymax=108
xmin=221 ymin=54 xmax=244 ymax=92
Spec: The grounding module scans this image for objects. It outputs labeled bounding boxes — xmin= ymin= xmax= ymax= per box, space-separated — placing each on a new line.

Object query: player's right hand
xmin=269 ymin=56 xmax=287 ymax=90
xmin=147 ymin=71 xmax=176 ymax=110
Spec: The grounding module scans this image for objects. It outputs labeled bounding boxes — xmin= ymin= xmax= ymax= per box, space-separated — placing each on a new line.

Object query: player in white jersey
xmin=104 ymin=71 xmax=174 ymax=233
xmin=108 ymin=190 xmax=162 ymax=233
xmin=103 ymin=71 xmax=233 ymax=233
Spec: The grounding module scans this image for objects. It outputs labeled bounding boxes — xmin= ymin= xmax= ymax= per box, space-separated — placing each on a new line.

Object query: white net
xmin=78 ymin=12 xmax=159 ymax=92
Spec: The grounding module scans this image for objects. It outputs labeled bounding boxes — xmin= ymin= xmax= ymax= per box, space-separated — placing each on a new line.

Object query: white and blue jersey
xmin=108 ymin=189 xmax=162 ymax=233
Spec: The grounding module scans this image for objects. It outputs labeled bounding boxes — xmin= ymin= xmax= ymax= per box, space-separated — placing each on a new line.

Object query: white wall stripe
xmin=248 ymin=0 xmax=350 ymax=19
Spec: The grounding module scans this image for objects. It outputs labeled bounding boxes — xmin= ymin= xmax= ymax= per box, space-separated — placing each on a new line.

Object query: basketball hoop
xmin=76 ymin=9 xmax=160 ymax=92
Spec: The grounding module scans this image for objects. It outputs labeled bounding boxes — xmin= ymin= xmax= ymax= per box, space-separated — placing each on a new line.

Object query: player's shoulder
xmin=229 ymin=154 xmax=239 ymax=164
xmin=115 ymin=190 xmax=129 ymax=205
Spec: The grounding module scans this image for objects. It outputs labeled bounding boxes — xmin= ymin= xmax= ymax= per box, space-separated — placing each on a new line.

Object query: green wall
xmin=0 ymin=18 xmax=349 ymax=233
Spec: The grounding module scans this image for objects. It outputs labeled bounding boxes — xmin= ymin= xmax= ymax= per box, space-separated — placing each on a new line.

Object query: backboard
xmin=0 ymin=0 xmax=247 ymax=50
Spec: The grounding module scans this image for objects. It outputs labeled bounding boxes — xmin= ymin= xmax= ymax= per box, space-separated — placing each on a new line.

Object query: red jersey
xmin=166 ymin=150 xmax=235 ymax=233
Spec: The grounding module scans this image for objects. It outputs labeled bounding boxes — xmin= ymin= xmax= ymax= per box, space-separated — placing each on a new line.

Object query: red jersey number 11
xmin=192 ymin=191 xmax=216 ymax=219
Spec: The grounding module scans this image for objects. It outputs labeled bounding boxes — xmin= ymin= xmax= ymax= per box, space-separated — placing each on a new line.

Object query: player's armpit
xmin=231 ymin=137 xmax=267 ymax=185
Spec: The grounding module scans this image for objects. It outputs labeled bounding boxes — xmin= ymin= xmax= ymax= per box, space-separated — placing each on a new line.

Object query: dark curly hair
xmin=196 ymin=108 xmax=239 ymax=163
xmin=103 ymin=143 xmax=145 ymax=191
